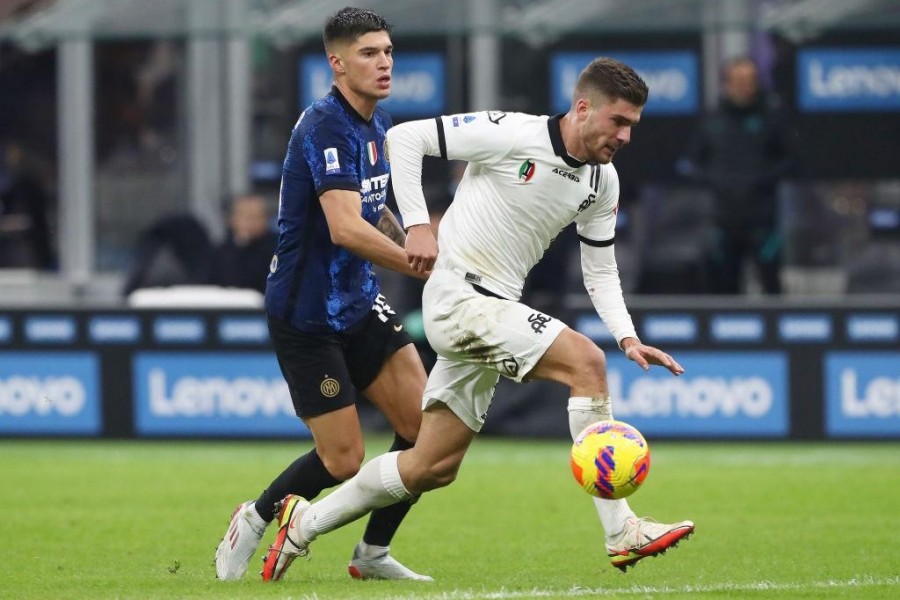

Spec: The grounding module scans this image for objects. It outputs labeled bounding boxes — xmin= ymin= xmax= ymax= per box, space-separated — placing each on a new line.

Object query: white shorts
xmin=421 ymin=269 xmax=566 ymax=432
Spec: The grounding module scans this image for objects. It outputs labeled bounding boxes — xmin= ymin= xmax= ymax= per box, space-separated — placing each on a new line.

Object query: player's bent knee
xmin=563 ymin=335 xmax=606 ymax=388
xmin=422 ymin=459 xmax=461 ymax=491
xmin=320 ymin=451 xmax=364 ymax=482
xmin=395 ymin=419 xmax=422 ymax=444
xmin=404 ymin=456 xmax=460 ymax=493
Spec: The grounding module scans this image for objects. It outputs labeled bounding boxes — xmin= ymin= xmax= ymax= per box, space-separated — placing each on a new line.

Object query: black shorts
xmin=268 ymin=295 xmax=414 ymax=419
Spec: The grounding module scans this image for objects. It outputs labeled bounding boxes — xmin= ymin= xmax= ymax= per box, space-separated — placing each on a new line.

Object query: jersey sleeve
xmin=437 ymin=111 xmax=519 ymax=164
xmin=387 ymin=112 xmax=521 ymax=228
xmin=385 ymin=118 xmax=442 ymax=228
xmin=575 ymin=164 xmax=638 ymax=346
xmin=301 ymin=117 xmax=362 ymax=196
xmin=574 ymin=164 xmax=619 ymax=245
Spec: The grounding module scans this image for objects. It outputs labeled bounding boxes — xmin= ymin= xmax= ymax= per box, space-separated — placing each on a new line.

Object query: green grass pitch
xmin=1 ymin=437 xmax=898 ymax=599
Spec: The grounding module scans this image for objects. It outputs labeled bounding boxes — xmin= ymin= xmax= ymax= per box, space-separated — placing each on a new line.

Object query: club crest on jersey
xmin=367 ymin=141 xmax=378 ymax=166
xmin=324 ymin=148 xmax=341 ymax=175
xmin=518 ymin=159 xmax=536 ymax=183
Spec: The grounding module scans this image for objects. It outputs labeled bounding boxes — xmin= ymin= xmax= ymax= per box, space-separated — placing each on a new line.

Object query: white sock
xmin=244 ymin=502 xmax=267 ymax=532
xmin=357 ymin=541 xmax=389 ymax=558
xmin=593 ymin=497 xmax=636 ymax=539
xmin=300 ymin=451 xmax=410 ymax=542
xmin=568 ymin=396 xmax=636 ymax=539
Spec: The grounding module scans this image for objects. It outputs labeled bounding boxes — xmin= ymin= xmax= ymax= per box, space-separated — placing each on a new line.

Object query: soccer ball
xmin=570 ymin=420 xmax=650 ymax=499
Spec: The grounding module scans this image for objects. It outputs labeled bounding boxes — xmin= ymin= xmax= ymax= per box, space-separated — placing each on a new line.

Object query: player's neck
xmin=558 ymin=113 xmax=587 ymax=163
xmin=334 ymin=81 xmax=378 ymax=121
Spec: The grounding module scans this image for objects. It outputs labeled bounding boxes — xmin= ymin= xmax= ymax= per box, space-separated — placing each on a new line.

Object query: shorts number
xmin=373 ymin=294 xmax=396 ymax=323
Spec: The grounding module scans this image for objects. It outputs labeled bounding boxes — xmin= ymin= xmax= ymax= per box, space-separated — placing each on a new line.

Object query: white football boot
xmin=606 ymin=516 xmax=694 ymax=572
xmin=215 ymin=500 xmax=268 ymax=580
xmin=348 ymin=543 xmax=434 ymax=581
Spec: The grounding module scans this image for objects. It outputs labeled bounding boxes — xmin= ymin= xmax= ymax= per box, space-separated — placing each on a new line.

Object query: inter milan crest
xmin=320 ymin=376 xmax=340 ymax=398
xmin=367 ymin=141 xmax=378 ymax=166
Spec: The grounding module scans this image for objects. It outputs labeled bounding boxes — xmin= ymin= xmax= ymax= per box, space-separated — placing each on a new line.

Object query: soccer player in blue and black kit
xmin=215 ymin=7 xmax=435 ymax=583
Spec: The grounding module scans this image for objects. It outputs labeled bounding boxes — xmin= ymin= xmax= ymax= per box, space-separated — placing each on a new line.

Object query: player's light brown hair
xmin=575 ymin=58 xmax=649 ymax=107
xmin=323 ymin=6 xmax=392 ymax=52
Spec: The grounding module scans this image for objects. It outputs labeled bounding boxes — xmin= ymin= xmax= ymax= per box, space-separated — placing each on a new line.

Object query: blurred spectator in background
xmin=122 ymin=213 xmax=212 ymax=296
xmin=678 ymin=56 xmax=795 ymax=294
xmin=209 ymin=193 xmax=277 ymax=294
xmin=0 ymin=140 xmax=55 ymax=270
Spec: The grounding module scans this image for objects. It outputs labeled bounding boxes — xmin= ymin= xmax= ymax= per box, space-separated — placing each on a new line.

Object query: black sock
xmin=362 ymin=433 xmax=416 ymax=547
xmin=254 ymin=448 xmax=341 ymax=522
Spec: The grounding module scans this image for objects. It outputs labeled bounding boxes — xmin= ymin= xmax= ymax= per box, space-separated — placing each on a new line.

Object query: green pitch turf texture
xmin=1 ymin=438 xmax=897 ymax=599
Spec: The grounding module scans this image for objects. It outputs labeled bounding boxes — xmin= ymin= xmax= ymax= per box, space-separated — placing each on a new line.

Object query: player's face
xmin=331 ymin=31 xmax=393 ymax=101
xmin=724 ymin=61 xmax=759 ymax=107
xmin=577 ymin=97 xmax=642 ymax=165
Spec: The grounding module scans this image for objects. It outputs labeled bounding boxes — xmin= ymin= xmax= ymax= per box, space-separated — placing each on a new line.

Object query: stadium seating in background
xmin=635 ymin=185 xmax=716 ymax=294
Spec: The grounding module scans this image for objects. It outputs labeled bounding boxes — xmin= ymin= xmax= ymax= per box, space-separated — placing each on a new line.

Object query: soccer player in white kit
xmin=263 ymin=57 xmax=694 ymax=579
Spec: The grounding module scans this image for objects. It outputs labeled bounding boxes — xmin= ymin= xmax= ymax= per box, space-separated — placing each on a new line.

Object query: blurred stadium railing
xmin=0 ymin=0 xmax=898 ymax=302
xmin=0 ymin=1 xmax=897 ymax=440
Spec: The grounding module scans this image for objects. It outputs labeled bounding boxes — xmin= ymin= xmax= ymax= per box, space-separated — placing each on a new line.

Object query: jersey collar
xmin=330 ymin=85 xmax=372 ymax=124
xmin=547 ymin=114 xmax=586 ymax=169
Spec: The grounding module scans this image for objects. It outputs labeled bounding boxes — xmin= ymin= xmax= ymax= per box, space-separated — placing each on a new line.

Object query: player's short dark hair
xmin=721 ymin=56 xmax=758 ymax=79
xmin=575 ymin=58 xmax=648 ymax=107
xmin=323 ymin=6 xmax=392 ymax=50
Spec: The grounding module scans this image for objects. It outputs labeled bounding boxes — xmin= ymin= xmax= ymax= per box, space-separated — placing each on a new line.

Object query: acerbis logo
xmin=502 ymin=357 xmax=519 ymax=378
xmin=552 ymin=167 xmax=580 ymax=183
xmin=518 ymin=160 xmax=536 ymax=183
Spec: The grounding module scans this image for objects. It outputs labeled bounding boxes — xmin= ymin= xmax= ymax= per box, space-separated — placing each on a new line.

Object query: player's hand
xmin=405 ymin=224 xmax=438 ymax=274
xmin=622 ymin=340 xmax=684 ymax=376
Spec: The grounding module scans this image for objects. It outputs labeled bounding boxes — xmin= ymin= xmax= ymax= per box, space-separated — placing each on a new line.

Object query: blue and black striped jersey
xmin=265 ymin=86 xmax=392 ymax=333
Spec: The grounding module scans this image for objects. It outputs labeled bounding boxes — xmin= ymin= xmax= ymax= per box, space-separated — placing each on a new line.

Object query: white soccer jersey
xmin=387 ymin=110 xmax=637 ymax=344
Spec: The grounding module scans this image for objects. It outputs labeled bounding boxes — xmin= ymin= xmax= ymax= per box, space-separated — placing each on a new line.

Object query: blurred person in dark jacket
xmin=209 ymin=193 xmax=277 ymax=294
xmin=122 ymin=212 xmax=212 ymax=296
xmin=0 ymin=141 xmax=55 ymax=270
xmin=678 ymin=57 xmax=795 ymax=294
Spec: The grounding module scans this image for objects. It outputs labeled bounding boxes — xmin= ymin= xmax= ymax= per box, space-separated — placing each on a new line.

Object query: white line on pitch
xmin=349 ymin=575 xmax=900 ymax=600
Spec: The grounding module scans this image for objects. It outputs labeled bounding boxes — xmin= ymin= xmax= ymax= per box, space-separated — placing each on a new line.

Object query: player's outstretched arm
xmin=321 ymin=189 xmax=429 ymax=280
xmin=620 ymin=337 xmax=684 ymax=376
xmin=376 ymin=206 xmax=407 ymax=246
xmin=404 ymin=224 xmax=437 ymax=274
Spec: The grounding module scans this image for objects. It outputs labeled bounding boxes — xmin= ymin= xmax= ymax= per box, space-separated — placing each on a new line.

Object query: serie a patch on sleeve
xmin=324 ymin=148 xmax=341 ymax=175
